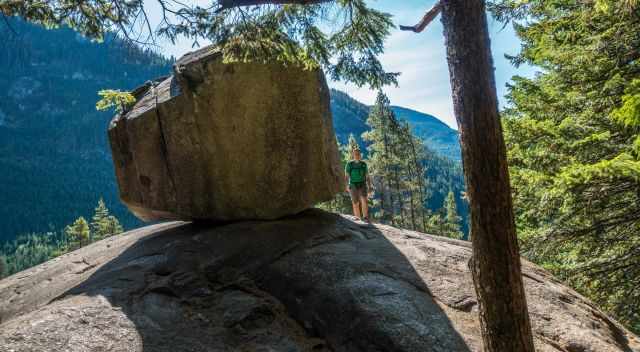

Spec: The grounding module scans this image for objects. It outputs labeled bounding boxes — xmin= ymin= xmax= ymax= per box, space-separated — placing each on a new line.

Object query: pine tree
xmin=364 ymin=92 xmax=397 ymax=224
xmin=0 ymin=232 xmax=65 ymax=276
xmin=426 ymin=210 xmax=446 ymax=236
xmin=90 ymin=198 xmax=110 ymax=241
xmin=65 ymin=217 xmax=90 ymax=250
xmin=490 ymin=0 xmax=640 ymax=333
xmin=105 ymin=216 xmax=124 ymax=238
xmin=0 ymin=255 xmax=7 ymax=279
xmin=364 ymin=91 xmax=431 ymax=231
xmin=443 ymin=190 xmax=463 ymax=240
xmin=347 ymin=134 xmax=359 ymax=154
xmin=90 ymin=198 xmax=123 ymax=240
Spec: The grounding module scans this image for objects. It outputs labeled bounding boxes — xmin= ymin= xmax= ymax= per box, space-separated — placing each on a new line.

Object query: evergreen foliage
xmin=0 ymin=18 xmax=171 ymax=242
xmin=2 ymin=0 xmax=398 ymax=89
xmin=330 ymin=88 xmax=462 ymax=161
xmin=0 ymin=198 xmax=124 ymax=278
xmin=90 ymin=198 xmax=124 ymax=241
xmin=443 ymin=190 xmax=463 ymax=240
xmin=490 ymin=0 xmax=640 ymax=333
xmin=65 ymin=217 xmax=90 ymax=250
xmin=318 ymin=92 xmax=467 ymax=237
xmin=0 ymin=232 xmax=65 ymax=277
xmin=0 ymin=255 xmax=7 ymax=279
xmin=96 ymin=90 xmax=136 ymax=113
xmin=362 ymin=92 xmax=464 ymax=237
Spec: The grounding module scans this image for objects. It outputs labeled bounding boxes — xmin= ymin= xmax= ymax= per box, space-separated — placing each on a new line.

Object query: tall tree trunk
xmin=409 ymin=136 xmax=428 ymax=232
xmin=379 ymin=180 xmax=386 ymax=222
xmin=393 ymin=164 xmax=405 ymax=226
xmin=382 ymin=125 xmax=396 ymax=226
xmin=440 ymin=0 xmax=535 ymax=351
xmin=408 ymin=187 xmax=416 ymax=230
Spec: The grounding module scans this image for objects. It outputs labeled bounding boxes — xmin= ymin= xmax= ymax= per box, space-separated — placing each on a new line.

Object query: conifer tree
xmin=347 ymin=134 xmax=359 ymax=154
xmin=106 ymin=216 xmax=124 ymax=238
xmin=65 ymin=217 xmax=90 ymax=250
xmin=426 ymin=210 xmax=446 ymax=236
xmin=90 ymin=198 xmax=123 ymax=240
xmin=364 ymin=92 xmax=431 ymax=231
xmin=0 ymin=255 xmax=7 ymax=279
xmin=90 ymin=198 xmax=110 ymax=241
xmin=2 ymin=0 xmax=397 ymax=89
xmin=443 ymin=190 xmax=463 ymax=239
xmin=364 ymin=92 xmax=397 ymax=224
xmin=490 ymin=0 xmax=640 ymax=332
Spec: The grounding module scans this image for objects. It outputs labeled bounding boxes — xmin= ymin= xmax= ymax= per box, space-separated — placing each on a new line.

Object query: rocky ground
xmin=0 ymin=210 xmax=638 ymax=351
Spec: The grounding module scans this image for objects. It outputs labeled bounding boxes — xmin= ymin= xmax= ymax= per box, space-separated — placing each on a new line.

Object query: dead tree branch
xmin=399 ymin=1 xmax=442 ymax=33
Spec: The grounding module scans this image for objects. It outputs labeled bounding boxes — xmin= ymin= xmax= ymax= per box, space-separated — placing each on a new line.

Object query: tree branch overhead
xmin=399 ymin=1 xmax=442 ymax=33
xmin=218 ymin=0 xmax=330 ymax=11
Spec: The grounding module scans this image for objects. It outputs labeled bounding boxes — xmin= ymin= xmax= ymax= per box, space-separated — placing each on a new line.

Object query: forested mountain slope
xmin=331 ymin=90 xmax=462 ymax=161
xmin=0 ymin=19 xmax=464 ymax=243
xmin=0 ymin=19 xmax=171 ymax=242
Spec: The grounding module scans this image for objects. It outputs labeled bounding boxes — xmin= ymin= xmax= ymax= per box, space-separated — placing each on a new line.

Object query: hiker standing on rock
xmin=345 ymin=146 xmax=373 ymax=222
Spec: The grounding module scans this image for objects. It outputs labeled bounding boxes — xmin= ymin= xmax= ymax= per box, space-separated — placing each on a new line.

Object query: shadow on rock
xmin=60 ymin=209 xmax=472 ymax=351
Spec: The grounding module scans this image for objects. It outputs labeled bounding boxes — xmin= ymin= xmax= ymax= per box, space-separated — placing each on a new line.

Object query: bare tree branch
xmin=399 ymin=1 xmax=442 ymax=33
xmin=218 ymin=0 xmax=330 ymax=11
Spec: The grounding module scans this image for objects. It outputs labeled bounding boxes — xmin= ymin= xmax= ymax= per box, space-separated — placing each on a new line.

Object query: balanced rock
xmin=108 ymin=46 xmax=343 ymax=222
xmin=1 ymin=211 xmax=638 ymax=352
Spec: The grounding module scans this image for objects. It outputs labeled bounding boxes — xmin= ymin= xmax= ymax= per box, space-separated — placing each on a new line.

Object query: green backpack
xmin=347 ymin=161 xmax=367 ymax=184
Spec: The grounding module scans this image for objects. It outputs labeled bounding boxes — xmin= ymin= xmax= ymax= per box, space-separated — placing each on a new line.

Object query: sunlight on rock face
xmin=109 ymin=46 xmax=344 ymax=223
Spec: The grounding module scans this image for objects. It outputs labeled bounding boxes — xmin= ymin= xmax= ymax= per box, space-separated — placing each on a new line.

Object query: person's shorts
xmin=349 ymin=182 xmax=368 ymax=201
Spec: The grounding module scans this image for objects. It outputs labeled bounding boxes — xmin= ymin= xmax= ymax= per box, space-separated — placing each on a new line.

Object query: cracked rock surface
xmin=1 ymin=210 xmax=639 ymax=351
xmin=108 ymin=46 xmax=343 ymax=222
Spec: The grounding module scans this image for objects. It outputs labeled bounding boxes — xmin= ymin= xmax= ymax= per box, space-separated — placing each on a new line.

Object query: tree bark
xmin=440 ymin=1 xmax=535 ymax=351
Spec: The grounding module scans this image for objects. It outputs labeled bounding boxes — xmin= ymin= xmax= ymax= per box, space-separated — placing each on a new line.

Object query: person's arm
xmin=344 ymin=163 xmax=351 ymax=192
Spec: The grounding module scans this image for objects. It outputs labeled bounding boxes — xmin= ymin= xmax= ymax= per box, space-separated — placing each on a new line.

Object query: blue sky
xmin=150 ymin=0 xmax=536 ymax=129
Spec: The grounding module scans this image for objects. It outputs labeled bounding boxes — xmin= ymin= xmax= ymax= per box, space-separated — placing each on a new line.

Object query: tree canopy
xmin=490 ymin=0 xmax=640 ymax=333
xmin=1 ymin=0 xmax=397 ymax=88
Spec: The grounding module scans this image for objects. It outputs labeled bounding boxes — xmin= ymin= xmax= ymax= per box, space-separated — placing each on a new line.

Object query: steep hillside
xmin=0 ymin=19 xmax=172 ymax=242
xmin=391 ymin=106 xmax=461 ymax=161
xmin=330 ymin=89 xmax=370 ymax=146
xmin=331 ymin=89 xmax=461 ymax=161
xmin=1 ymin=210 xmax=638 ymax=351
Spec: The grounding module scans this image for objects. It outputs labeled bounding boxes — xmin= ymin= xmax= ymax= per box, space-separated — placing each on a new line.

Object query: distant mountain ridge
xmin=331 ymin=90 xmax=461 ymax=161
xmin=390 ymin=106 xmax=461 ymax=161
xmin=0 ymin=19 xmax=465 ymax=243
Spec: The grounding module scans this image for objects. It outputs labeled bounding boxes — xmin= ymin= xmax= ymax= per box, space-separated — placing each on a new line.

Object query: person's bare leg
xmin=360 ymin=196 xmax=369 ymax=221
xmin=352 ymin=201 xmax=361 ymax=219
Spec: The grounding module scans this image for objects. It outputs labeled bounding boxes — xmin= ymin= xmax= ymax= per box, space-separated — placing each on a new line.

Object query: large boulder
xmin=1 ymin=211 xmax=638 ymax=352
xmin=108 ymin=46 xmax=343 ymax=222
